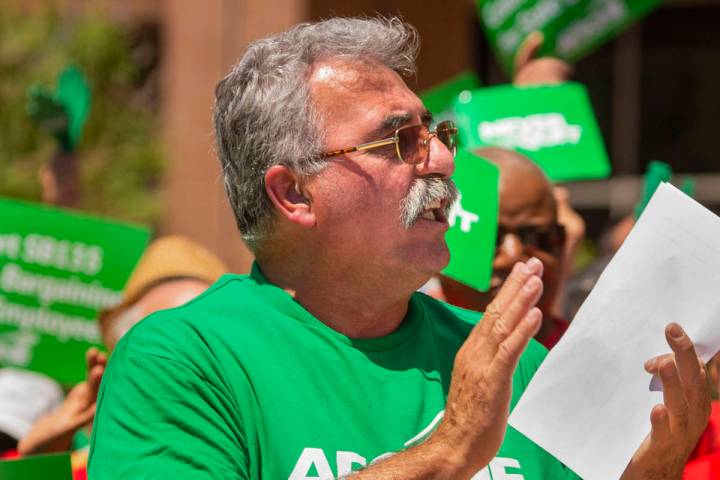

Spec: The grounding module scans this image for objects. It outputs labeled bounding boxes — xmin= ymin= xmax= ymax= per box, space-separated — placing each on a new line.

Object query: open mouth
xmin=418 ymin=198 xmax=448 ymax=222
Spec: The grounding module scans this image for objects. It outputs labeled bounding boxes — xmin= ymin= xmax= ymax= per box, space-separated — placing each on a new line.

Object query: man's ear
xmin=264 ymin=165 xmax=315 ymax=228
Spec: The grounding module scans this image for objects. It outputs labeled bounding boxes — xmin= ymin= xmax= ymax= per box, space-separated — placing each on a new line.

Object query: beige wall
xmin=310 ymin=0 xmax=476 ymax=91
xmin=161 ymin=0 xmax=310 ymax=273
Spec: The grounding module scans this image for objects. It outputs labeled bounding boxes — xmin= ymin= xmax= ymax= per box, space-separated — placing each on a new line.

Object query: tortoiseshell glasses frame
xmin=322 ymin=120 xmax=458 ymax=164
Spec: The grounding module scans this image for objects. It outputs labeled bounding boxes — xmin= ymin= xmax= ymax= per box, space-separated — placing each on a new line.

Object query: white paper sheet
xmin=508 ymin=183 xmax=720 ymax=480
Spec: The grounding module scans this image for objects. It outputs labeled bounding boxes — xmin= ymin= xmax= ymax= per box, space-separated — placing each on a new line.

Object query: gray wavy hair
xmin=213 ymin=17 xmax=420 ymax=251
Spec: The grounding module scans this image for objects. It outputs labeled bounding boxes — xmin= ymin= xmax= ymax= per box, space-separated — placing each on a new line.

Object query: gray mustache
xmin=400 ymin=177 xmax=459 ymax=228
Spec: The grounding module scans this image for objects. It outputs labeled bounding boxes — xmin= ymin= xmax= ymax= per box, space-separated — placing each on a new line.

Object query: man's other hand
xmin=622 ymin=324 xmax=712 ymax=480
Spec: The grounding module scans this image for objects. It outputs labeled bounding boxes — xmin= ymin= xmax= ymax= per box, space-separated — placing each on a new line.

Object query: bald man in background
xmin=440 ymin=147 xmax=576 ymax=349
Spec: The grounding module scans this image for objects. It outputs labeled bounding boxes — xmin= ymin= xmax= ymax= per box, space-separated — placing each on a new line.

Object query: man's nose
xmin=494 ymin=233 xmax=527 ymax=268
xmin=414 ymin=134 xmax=454 ymax=178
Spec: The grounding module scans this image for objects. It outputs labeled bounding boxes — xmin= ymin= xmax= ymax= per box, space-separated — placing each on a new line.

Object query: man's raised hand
xmin=431 ymin=257 xmax=544 ymax=477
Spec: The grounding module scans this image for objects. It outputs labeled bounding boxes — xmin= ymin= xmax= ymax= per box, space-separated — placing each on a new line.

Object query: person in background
xmin=439 ymin=147 xmax=578 ymax=349
xmin=426 ymin=30 xmax=584 ymax=349
xmin=17 ymin=236 xmax=227 ymax=478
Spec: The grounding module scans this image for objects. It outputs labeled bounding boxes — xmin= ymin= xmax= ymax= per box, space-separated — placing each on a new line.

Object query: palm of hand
xmin=17 ymin=347 xmax=107 ymax=454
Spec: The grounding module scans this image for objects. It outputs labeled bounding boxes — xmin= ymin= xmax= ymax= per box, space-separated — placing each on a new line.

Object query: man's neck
xmin=257 ymin=254 xmax=418 ymax=339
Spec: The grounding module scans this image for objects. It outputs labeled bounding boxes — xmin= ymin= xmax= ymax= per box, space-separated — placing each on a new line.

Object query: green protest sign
xmin=443 ymin=149 xmax=500 ymax=292
xmin=0 ymin=198 xmax=149 ymax=384
xmin=477 ymin=0 xmax=663 ymax=73
xmin=634 ymin=160 xmax=671 ymax=218
xmin=0 ymin=452 xmax=72 ymax=480
xmin=453 ymin=82 xmax=610 ymax=181
xmin=420 ymin=71 xmax=482 ymax=115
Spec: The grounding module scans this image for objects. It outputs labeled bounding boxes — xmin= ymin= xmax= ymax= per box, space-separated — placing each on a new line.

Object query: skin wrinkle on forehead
xmin=308 ymin=57 xmax=425 ymax=148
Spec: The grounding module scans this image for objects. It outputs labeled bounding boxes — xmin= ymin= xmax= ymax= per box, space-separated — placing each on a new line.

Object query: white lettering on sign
xmin=448 ymin=194 xmax=480 ymax=233
xmin=479 ymin=113 xmax=581 ymax=151
xmin=0 ymin=263 xmax=121 ymax=310
xmin=0 ymin=331 xmax=38 ymax=366
xmin=498 ymin=28 xmax=522 ymax=55
xmin=557 ymin=0 xmax=626 ymax=57
xmin=482 ymin=0 xmax=524 ymax=29
xmin=0 ymin=294 xmax=101 ymax=343
xmin=517 ymin=0 xmax=562 ymax=34
xmin=22 ymin=234 xmax=104 ymax=276
xmin=0 ymin=234 xmax=21 ymax=260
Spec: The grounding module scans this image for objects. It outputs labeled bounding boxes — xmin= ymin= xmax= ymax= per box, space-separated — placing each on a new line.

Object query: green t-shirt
xmin=88 ymin=264 xmax=580 ymax=479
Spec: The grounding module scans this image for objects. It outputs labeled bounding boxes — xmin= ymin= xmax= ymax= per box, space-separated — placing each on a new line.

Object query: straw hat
xmin=99 ymin=235 xmax=228 ymax=348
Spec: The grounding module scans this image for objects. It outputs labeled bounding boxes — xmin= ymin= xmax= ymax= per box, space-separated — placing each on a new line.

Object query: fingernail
xmin=514 ymin=262 xmax=525 ymax=274
xmin=644 ymin=358 xmax=656 ymax=371
xmin=525 ymin=308 xmax=541 ymax=326
xmin=668 ymin=324 xmax=684 ymax=339
xmin=527 ymin=257 xmax=542 ymax=271
xmin=523 ymin=276 xmax=540 ymax=292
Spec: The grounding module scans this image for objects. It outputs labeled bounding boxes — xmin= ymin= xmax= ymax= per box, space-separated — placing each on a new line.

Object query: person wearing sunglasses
xmin=89 ymin=17 xmax=710 ymax=480
xmin=439 ymin=146 xmax=576 ymax=350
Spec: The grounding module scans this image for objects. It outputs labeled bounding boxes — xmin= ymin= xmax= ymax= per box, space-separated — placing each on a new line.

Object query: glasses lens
xmin=397 ymin=124 xmax=427 ymax=164
xmin=436 ymin=121 xmax=458 ymax=157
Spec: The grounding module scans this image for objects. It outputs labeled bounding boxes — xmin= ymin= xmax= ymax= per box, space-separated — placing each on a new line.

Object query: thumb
xmin=514 ymin=31 xmax=544 ymax=75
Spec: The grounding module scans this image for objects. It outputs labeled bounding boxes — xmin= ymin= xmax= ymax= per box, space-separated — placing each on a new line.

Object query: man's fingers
xmin=482 ymin=258 xmax=543 ymax=318
xmin=485 ymin=275 xmax=543 ymax=352
xmin=644 ymin=353 xmax=674 ymax=374
xmin=658 ymin=358 xmax=690 ymax=430
xmin=490 ymin=307 xmax=542 ymax=374
xmin=666 ymin=323 xmax=708 ymax=409
xmin=649 ymin=404 xmax=671 ymax=446
xmin=475 ymin=259 xmax=540 ymax=340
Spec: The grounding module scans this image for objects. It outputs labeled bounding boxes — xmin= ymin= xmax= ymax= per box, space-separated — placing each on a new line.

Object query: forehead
xmin=498 ymin=162 xmax=556 ymax=226
xmin=308 ymin=57 xmax=425 ymax=142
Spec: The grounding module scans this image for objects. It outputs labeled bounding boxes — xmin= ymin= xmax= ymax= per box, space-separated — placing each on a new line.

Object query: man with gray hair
xmin=89 ymin=17 xmax=710 ymax=479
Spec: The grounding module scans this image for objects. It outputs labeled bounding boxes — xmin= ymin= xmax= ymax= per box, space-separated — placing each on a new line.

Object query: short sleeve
xmin=88 ymin=313 xmax=250 ymax=479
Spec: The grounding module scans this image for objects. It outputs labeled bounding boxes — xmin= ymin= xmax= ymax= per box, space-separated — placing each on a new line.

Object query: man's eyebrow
xmin=365 ymin=113 xmax=412 ymax=141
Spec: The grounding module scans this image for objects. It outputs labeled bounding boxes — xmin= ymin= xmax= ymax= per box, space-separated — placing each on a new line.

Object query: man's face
xmin=305 ymin=58 xmax=456 ymax=290
xmin=489 ymin=165 xmax=564 ymax=315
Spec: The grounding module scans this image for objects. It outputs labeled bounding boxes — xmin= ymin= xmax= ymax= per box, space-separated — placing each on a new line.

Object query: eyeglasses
xmin=497 ymin=223 xmax=566 ymax=253
xmin=322 ymin=120 xmax=458 ymax=164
